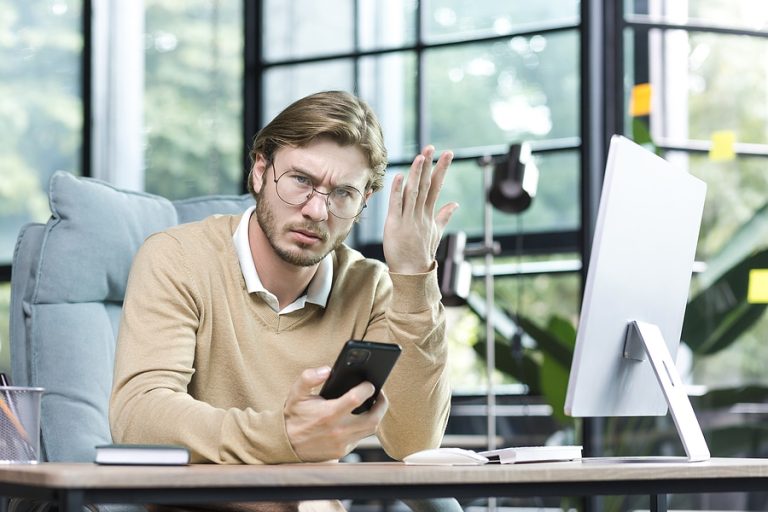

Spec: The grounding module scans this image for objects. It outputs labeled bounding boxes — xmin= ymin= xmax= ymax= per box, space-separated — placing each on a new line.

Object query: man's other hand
xmin=284 ymin=366 xmax=388 ymax=462
xmin=383 ymin=145 xmax=458 ymax=275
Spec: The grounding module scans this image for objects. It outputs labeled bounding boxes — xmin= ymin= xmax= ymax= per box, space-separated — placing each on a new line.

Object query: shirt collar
xmin=233 ymin=206 xmax=332 ymax=313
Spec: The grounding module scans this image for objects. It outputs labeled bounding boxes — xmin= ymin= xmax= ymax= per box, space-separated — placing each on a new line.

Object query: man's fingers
xmin=425 ymin=151 xmax=453 ymax=213
xmin=322 ymin=381 xmax=376 ymax=414
xmin=367 ymin=391 xmax=389 ymax=419
xmin=387 ymin=173 xmax=404 ymax=216
xmin=293 ymin=367 xmax=331 ymax=397
xmin=416 ymin=146 xmax=436 ymax=204
xmin=435 ymin=202 xmax=459 ymax=232
xmin=337 ymin=381 xmax=376 ymax=414
xmin=402 ymin=154 xmax=426 ymax=214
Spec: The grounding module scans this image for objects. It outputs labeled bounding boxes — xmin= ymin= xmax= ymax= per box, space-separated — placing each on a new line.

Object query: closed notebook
xmin=95 ymin=444 xmax=190 ymax=465
xmin=404 ymin=445 xmax=582 ymax=465
xmin=478 ymin=445 xmax=582 ymax=464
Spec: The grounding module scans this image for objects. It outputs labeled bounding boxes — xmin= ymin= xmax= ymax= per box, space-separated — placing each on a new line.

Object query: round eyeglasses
xmin=271 ymin=160 xmax=367 ymax=219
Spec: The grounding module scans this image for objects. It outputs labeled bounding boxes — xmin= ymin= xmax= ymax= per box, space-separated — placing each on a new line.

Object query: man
xmin=110 ymin=90 xmax=458 ymax=465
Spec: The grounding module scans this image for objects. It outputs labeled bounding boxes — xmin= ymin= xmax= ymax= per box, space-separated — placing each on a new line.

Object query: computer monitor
xmin=564 ymin=135 xmax=710 ymax=462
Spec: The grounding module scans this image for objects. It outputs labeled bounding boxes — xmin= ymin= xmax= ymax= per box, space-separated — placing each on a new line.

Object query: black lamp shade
xmin=488 ymin=143 xmax=539 ymax=214
xmin=435 ymin=232 xmax=472 ymax=306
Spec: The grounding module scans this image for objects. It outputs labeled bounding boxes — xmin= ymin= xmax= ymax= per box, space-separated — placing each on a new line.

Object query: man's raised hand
xmin=383 ymin=145 xmax=458 ymax=275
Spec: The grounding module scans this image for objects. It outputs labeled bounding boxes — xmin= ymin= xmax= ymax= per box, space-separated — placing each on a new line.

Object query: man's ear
xmin=251 ymin=154 xmax=269 ymax=194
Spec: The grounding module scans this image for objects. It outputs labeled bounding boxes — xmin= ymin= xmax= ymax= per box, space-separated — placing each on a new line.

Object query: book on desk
xmin=403 ymin=445 xmax=582 ymax=465
xmin=94 ymin=444 xmax=190 ymax=465
xmin=479 ymin=445 xmax=582 ymax=464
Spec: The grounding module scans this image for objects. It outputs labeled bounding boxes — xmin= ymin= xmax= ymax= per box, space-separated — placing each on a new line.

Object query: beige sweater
xmin=109 ymin=214 xmax=450 ymax=464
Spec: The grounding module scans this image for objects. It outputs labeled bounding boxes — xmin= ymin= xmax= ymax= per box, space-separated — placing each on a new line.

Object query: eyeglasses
xmin=271 ymin=160 xmax=367 ymax=219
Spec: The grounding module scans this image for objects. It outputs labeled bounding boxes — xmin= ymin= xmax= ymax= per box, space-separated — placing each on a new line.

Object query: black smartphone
xmin=319 ymin=340 xmax=402 ymax=414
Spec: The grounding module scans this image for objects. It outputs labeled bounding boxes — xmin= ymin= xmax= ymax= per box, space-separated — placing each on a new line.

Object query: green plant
xmin=473 ymin=313 xmax=576 ymax=427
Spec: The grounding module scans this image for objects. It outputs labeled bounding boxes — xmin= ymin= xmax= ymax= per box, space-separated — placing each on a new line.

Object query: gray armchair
xmin=8 ymin=170 xmax=462 ymax=512
xmin=9 ymin=170 xmax=252 ymax=463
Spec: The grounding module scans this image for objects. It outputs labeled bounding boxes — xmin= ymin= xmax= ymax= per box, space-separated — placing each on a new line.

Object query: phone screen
xmin=319 ymin=340 xmax=402 ymax=414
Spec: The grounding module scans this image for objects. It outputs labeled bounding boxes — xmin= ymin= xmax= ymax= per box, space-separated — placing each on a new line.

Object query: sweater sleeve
xmin=109 ymin=233 xmax=301 ymax=464
xmin=365 ymin=264 xmax=451 ymax=460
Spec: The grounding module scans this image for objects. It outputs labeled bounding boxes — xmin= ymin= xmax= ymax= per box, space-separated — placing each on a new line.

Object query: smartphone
xmin=319 ymin=340 xmax=402 ymax=414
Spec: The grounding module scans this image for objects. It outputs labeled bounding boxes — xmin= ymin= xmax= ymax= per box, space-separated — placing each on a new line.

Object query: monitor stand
xmin=623 ymin=320 xmax=711 ymax=462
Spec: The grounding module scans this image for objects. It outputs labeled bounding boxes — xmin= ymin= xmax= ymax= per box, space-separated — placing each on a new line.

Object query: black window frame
xmin=244 ymin=2 xmax=592 ymax=261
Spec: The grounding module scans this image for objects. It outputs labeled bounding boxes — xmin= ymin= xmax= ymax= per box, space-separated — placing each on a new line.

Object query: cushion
xmin=174 ymin=194 xmax=253 ymax=224
xmin=13 ymin=170 xmax=252 ymax=462
xmin=34 ymin=172 xmax=178 ymax=305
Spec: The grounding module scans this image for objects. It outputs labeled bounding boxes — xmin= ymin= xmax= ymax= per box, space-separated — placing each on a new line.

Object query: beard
xmin=255 ymin=193 xmax=350 ymax=267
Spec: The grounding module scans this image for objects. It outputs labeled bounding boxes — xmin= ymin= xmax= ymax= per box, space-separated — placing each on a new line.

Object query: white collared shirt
xmin=233 ymin=206 xmax=332 ymax=314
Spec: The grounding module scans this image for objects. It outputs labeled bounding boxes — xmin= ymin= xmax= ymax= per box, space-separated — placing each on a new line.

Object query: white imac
xmin=565 ymin=135 xmax=710 ymax=462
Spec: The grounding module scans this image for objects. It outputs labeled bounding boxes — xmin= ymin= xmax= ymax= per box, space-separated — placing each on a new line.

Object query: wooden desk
xmin=0 ymin=459 xmax=766 ymax=512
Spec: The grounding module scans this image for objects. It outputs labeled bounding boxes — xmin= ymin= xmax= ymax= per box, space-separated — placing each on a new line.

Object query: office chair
xmin=9 ymin=171 xmax=461 ymax=512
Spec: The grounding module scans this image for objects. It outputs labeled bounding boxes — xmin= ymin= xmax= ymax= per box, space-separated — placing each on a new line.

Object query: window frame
xmin=245 ymin=2 xmax=587 ymax=260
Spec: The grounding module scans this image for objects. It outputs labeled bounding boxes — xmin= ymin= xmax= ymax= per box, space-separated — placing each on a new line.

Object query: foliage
xmin=473 ymin=313 xmax=576 ymax=427
xmin=683 ymin=249 xmax=768 ymax=355
xmin=0 ymin=2 xmax=82 ymax=262
xmin=144 ymin=0 xmax=243 ymax=199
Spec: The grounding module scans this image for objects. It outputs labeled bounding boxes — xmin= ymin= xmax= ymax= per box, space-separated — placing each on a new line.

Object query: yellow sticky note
xmin=747 ymin=269 xmax=768 ymax=303
xmin=629 ymin=83 xmax=652 ymax=117
xmin=709 ymin=130 xmax=736 ymax=161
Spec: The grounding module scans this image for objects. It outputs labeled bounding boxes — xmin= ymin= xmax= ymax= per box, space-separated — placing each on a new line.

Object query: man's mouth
xmin=296 ymin=229 xmax=321 ymax=239
xmin=289 ymin=226 xmax=327 ymax=244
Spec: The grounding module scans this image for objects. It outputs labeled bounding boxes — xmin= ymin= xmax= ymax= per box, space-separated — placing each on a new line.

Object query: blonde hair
xmin=248 ymin=91 xmax=388 ymax=198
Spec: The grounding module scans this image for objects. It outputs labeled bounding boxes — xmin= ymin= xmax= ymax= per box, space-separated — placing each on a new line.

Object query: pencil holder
xmin=0 ymin=386 xmax=44 ymax=464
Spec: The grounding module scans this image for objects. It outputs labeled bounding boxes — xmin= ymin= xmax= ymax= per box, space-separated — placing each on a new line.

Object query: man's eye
xmin=291 ymin=174 xmax=312 ymax=186
xmin=332 ymin=188 xmax=354 ymax=199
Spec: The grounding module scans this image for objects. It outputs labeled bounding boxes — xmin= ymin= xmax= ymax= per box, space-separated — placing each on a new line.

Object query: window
xmin=610 ymin=5 xmax=768 ymax=499
xmin=625 ymin=0 xmax=768 ymax=389
xmin=0 ymin=1 xmax=244 ymax=373
xmin=0 ymin=0 xmax=84 ymax=371
xmin=0 ymin=1 xmax=83 ymax=265
xmin=144 ymin=0 xmax=244 ymax=198
xmin=256 ymin=0 xmax=583 ymax=394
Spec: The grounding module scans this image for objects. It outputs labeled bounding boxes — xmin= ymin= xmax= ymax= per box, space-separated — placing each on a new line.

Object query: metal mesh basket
xmin=0 ymin=386 xmax=44 ymax=464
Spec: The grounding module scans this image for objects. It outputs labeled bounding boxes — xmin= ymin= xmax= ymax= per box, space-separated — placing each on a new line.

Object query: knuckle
xmin=345 ymin=391 xmax=366 ymax=410
xmin=315 ymin=408 xmax=335 ymax=424
xmin=327 ymin=428 xmax=351 ymax=455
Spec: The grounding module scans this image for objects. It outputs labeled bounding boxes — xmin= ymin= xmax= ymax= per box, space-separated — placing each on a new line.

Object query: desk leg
xmin=650 ymin=493 xmax=667 ymax=512
xmin=58 ymin=489 xmax=85 ymax=512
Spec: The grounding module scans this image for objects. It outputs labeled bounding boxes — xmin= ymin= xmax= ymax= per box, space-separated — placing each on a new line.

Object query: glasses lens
xmin=275 ymin=170 xmax=364 ymax=219
xmin=328 ymin=187 xmax=364 ymax=219
xmin=275 ymin=172 xmax=313 ymax=205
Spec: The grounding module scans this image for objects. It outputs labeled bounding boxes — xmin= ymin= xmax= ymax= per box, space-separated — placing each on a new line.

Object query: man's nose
xmin=300 ymin=191 xmax=329 ymax=221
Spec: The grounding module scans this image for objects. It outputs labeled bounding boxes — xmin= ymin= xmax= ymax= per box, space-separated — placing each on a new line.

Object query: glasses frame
xmin=270 ymin=160 xmax=367 ymax=219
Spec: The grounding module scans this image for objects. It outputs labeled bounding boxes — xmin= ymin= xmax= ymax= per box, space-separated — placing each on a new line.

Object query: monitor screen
xmin=565 ymin=135 xmax=706 ymax=421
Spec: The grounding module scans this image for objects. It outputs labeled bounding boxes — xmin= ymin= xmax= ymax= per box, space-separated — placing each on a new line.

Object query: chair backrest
xmin=9 ymin=170 xmax=252 ymax=462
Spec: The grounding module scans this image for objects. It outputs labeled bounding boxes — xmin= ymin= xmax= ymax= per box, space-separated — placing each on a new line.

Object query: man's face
xmin=252 ymin=139 xmax=372 ymax=267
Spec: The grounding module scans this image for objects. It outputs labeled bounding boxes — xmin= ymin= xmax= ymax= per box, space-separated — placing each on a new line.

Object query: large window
xmin=144 ymin=0 xmax=244 ymax=198
xmin=625 ymin=0 xmax=768 ymax=389
xmin=257 ymin=0 xmax=583 ymax=398
xmin=608 ymin=3 xmax=768 ymax=507
xmin=0 ymin=1 xmax=243 ymax=373
xmin=0 ymin=0 xmax=84 ymax=370
xmin=0 ymin=1 xmax=83 ymax=264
